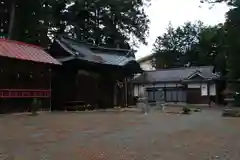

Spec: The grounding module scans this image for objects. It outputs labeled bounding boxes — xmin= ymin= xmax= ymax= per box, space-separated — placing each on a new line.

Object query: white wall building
xmin=137 ymin=54 xmax=156 ymax=71
xmin=132 ymin=66 xmax=219 ymax=104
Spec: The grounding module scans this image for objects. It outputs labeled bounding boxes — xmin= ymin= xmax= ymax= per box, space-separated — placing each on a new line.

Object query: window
xmin=165 ymin=88 xmax=187 ymax=102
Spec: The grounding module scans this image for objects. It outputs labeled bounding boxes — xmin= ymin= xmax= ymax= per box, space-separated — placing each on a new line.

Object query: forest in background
xmin=1 ymin=0 xmax=150 ymax=49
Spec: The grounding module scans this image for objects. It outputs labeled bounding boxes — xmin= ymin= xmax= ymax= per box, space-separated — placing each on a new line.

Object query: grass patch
xmin=182 ymin=106 xmax=191 ymax=114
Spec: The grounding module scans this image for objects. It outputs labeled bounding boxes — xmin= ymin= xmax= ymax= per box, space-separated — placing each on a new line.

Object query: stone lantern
xmin=223 ymin=88 xmax=235 ymax=107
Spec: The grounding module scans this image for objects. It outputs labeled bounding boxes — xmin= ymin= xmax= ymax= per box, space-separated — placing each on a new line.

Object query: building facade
xmin=0 ymin=39 xmax=60 ymax=113
xmin=137 ymin=53 xmax=156 ymax=71
xmin=133 ymin=66 xmax=220 ymax=105
xmin=48 ymin=36 xmax=142 ymax=110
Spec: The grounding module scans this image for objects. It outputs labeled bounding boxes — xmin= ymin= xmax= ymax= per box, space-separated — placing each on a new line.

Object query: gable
xmin=133 ymin=66 xmax=216 ymax=83
xmin=188 ymin=74 xmax=205 ymax=80
xmin=186 ymin=69 xmax=205 ymax=80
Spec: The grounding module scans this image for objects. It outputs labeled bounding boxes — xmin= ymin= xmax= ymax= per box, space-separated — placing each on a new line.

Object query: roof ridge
xmin=0 ymin=38 xmax=43 ymax=49
xmin=146 ymin=65 xmax=214 ymax=72
xmin=58 ymin=36 xmax=134 ymax=56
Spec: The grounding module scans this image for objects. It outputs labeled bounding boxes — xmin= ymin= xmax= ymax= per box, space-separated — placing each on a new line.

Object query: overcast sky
xmin=135 ymin=0 xmax=229 ymax=59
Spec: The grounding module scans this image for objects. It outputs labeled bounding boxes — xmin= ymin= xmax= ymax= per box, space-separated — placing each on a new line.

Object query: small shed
xmin=133 ymin=66 xmax=220 ymax=105
xmin=0 ymin=39 xmax=60 ymax=113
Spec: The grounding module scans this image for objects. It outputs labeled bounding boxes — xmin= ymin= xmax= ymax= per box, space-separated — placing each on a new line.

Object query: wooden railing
xmin=0 ymin=89 xmax=51 ymax=98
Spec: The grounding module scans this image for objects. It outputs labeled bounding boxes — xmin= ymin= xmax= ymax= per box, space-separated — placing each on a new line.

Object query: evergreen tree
xmin=202 ymin=0 xmax=240 ymax=103
xmin=2 ymin=0 xmax=150 ymax=49
xmin=64 ymin=0 xmax=150 ymax=48
xmin=152 ymin=21 xmax=226 ymax=70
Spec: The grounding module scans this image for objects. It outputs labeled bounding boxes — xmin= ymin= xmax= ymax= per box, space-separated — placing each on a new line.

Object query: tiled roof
xmin=133 ymin=66 xmax=219 ymax=83
xmin=56 ymin=37 xmax=135 ymax=66
xmin=0 ymin=39 xmax=61 ymax=65
xmin=93 ymin=51 xmax=135 ymax=66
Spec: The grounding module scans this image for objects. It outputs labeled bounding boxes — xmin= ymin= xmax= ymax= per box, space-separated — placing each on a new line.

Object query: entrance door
xmin=187 ymin=89 xmax=208 ymax=104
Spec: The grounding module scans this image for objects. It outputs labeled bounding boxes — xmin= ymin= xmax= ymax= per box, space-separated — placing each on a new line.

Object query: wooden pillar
xmin=137 ymin=84 xmax=139 ymax=97
xmin=184 ymin=83 xmax=188 ymax=104
xmin=113 ymin=82 xmax=117 ymax=106
xmin=128 ymin=80 xmax=133 ymax=105
xmin=176 ymin=83 xmax=178 ymax=102
xmin=124 ymin=78 xmax=128 ymax=107
xmin=207 ymin=82 xmax=211 ymax=107
xmin=49 ymin=68 xmax=52 ymax=112
xmin=215 ymin=81 xmax=219 ymax=105
xmin=164 ymin=84 xmax=166 ymax=102
xmin=153 ymin=84 xmax=155 ymax=102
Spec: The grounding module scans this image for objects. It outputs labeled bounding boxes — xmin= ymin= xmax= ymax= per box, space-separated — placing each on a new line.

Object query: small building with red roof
xmin=0 ymin=39 xmax=60 ymax=113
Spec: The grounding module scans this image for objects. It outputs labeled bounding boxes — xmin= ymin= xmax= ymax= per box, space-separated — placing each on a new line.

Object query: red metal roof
xmin=0 ymin=39 xmax=61 ymax=65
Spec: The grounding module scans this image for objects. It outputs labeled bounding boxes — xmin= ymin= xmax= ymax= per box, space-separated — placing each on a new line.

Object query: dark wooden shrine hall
xmin=48 ymin=36 xmax=142 ymax=110
xmin=0 ymin=39 xmax=60 ymax=113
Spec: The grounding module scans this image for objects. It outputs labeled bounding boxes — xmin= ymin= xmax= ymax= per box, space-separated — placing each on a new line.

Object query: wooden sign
xmin=0 ymin=89 xmax=51 ymax=98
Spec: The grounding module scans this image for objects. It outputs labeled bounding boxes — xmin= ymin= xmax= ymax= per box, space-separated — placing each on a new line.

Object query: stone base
xmin=222 ymin=108 xmax=240 ymax=117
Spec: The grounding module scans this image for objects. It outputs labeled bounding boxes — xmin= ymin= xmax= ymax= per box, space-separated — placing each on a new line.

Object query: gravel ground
xmin=0 ymin=108 xmax=240 ymax=160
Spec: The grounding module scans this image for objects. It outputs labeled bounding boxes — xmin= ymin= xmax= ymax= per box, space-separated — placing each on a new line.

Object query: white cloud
xmin=135 ymin=0 xmax=229 ymax=59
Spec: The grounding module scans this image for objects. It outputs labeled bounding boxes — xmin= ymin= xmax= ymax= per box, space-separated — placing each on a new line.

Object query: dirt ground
xmin=0 ymin=108 xmax=240 ymax=160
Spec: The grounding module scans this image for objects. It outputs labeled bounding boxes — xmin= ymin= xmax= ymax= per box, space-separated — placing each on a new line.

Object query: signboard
xmin=210 ymin=84 xmax=216 ymax=96
xmin=0 ymin=89 xmax=51 ymax=98
xmin=201 ymin=84 xmax=208 ymax=96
